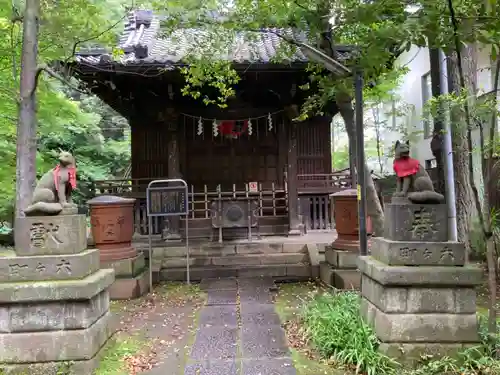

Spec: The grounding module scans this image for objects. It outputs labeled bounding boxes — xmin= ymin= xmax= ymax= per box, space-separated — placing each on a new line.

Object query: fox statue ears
xmin=395 ymin=140 xmax=410 ymax=147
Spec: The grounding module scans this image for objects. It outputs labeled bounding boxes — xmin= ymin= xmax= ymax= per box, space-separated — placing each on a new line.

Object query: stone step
xmin=157 ymin=263 xmax=312 ymax=282
xmin=148 ymin=243 xmax=307 ymax=259
xmin=157 ymin=252 xmax=308 ymax=269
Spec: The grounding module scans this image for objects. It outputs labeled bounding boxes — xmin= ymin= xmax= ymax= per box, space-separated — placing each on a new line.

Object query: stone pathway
xmin=184 ymin=277 xmax=297 ymax=375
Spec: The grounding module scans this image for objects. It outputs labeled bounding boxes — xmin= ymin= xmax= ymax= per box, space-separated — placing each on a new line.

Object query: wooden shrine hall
xmin=71 ymin=10 xmax=355 ymax=242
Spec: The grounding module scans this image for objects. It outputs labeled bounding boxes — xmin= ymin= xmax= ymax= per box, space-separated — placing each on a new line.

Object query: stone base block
xmin=319 ymin=262 xmax=334 ymax=285
xmin=378 ymin=342 xmax=480 ymax=366
xmin=0 ymin=268 xmax=114 ymax=303
xmin=384 ymin=203 xmax=447 ymax=242
xmin=357 ymin=256 xmax=483 ymax=287
xmin=361 ymin=274 xmax=476 ymax=314
xmin=0 ymin=249 xmax=100 ymax=282
xmin=15 ymin=215 xmax=87 ymax=256
xmin=370 ymin=237 xmax=465 ymax=266
xmin=319 ymin=262 xmax=360 ymax=289
xmin=333 ymin=269 xmax=360 ymax=290
xmin=101 ymin=253 xmax=145 ymax=278
xmin=0 ymin=356 xmax=99 ymax=375
xmin=360 ymin=298 xmax=479 ymax=343
xmin=0 ymin=335 xmax=116 ymax=375
xmin=0 ymin=311 xmax=113 ymax=363
xmin=325 ymin=248 xmax=358 ymax=268
xmin=109 ymin=269 xmax=150 ymax=300
xmin=0 ymin=291 xmax=109 ymax=333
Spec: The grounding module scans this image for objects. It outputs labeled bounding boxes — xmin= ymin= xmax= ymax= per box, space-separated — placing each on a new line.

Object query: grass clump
xmin=301 ymin=291 xmax=500 ymax=375
xmin=95 ymin=336 xmax=144 ymax=375
xmin=302 ymin=291 xmax=397 ymax=375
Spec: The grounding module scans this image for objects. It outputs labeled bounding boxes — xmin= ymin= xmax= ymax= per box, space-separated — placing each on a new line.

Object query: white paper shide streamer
xmin=212 ymin=119 xmax=218 ymax=136
xmin=197 ymin=116 xmax=203 ymax=135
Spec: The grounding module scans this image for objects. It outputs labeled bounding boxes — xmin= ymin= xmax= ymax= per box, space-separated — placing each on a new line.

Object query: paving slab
xmin=190 ymin=327 xmax=238 ymax=360
xmin=240 ymin=303 xmax=281 ymax=326
xmin=238 ymin=277 xmax=275 ymax=290
xmin=206 ymin=289 xmax=238 ymax=305
xmin=241 ymin=324 xmax=289 ymax=358
xmin=199 ymin=305 xmax=238 ymax=328
xmin=242 ymin=358 xmax=296 ymax=375
xmin=239 ymin=288 xmax=274 ymax=304
xmin=185 ymin=360 xmax=239 ymax=375
xmin=200 ymin=278 xmax=238 ymax=291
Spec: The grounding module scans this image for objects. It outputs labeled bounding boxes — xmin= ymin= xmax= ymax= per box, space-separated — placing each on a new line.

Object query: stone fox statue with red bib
xmin=23 ymin=151 xmax=78 ymax=216
xmin=393 ymin=140 xmax=444 ymax=204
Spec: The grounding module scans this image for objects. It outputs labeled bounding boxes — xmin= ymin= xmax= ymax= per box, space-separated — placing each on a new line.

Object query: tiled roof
xmin=76 ymin=10 xmax=314 ymax=67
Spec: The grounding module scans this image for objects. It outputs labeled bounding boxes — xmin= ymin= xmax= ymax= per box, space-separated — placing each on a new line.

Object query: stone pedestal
xmin=4 ymin=214 xmax=115 ymax=374
xmin=102 ymin=253 xmax=149 ymax=300
xmin=319 ymin=246 xmax=360 ymax=289
xmin=359 ymin=203 xmax=482 ymax=365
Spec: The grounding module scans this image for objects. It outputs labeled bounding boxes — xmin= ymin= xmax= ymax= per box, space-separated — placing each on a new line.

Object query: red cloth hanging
xmin=217 ymin=120 xmax=249 ymax=137
xmin=53 ymin=165 xmax=77 ymax=191
xmin=393 ymin=157 xmax=420 ymax=177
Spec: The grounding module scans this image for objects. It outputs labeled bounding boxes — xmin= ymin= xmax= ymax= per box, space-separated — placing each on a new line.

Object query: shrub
xmin=301 ymin=291 xmax=398 ymax=375
xmin=301 ymin=291 xmax=500 ymax=375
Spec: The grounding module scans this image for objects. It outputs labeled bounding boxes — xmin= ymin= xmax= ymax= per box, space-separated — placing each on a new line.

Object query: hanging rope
xmin=179 ymin=109 xmax=284 ymax=122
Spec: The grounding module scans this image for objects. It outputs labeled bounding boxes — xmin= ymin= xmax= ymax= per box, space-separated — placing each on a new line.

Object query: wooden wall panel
xmin=131 ymin=123 xmax=170 ymax=179
xmin=296 ymin=117 xmax=332 ymax=175
xmin=182 ymin=115 xmax=281 ymax=191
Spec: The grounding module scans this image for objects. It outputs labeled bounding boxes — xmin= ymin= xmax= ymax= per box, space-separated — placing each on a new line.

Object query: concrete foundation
xmin=359 ymin=202 xmax=482 ymax=365
xmin=1 ymin=214 xmax=115 ymax=374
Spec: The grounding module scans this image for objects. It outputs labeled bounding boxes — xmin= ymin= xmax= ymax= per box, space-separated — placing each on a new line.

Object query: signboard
xmin=146 ymin=179 xmax=190 ymax=287
xmin=248 ymin=181 xmax=258 ymax=193
xmin=147 ymin=187 xmax=187 ymax=216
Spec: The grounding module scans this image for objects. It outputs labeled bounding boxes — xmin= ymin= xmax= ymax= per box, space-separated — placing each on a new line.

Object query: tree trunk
xmin=336 ymin=92 xmax=385 ymax=236
xmin=446 ymin=45 xmax=480 ymax=259
xmin=15 ymin=0 xmax=40 ymax=218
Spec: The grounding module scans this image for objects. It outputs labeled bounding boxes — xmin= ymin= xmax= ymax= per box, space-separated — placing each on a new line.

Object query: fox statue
xmin=393 ymin=140 xmax=445 ymax=204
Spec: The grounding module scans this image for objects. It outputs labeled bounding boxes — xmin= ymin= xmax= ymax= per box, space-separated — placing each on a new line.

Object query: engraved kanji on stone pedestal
xmin=0 ymin=214 xmax=115 ymax=374
xmin=359 ymin=202 xmax=481 ymax=365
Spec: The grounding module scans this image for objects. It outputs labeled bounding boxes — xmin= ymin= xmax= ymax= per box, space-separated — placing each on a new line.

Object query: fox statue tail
xmin=407 ymin=191 xmax=445 ymax=204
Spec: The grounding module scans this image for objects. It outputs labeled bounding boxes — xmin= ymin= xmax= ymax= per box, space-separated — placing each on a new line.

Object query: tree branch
xmin=64 ymin=14 xmax=127 ymax=63
xmin=32 ymin=64 xmax=88 ymax=97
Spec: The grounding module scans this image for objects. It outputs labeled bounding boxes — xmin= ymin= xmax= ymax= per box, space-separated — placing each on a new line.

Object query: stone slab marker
xmin=358 ymin=202 xmax=482 ymax=364
xmin=2 ymin=214 xmax=115 ymax=374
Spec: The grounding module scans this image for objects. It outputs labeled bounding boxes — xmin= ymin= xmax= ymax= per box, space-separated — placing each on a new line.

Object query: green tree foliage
xmin=0 ymin=1 xmax=131 ymax=220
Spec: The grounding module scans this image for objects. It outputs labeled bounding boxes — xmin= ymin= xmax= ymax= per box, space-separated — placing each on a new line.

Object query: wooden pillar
xmin=278 ymin=118 xmax=287 ymax=186
xmin=285 ymin=105 xmax=303 ymax=236
xmin=162 ymin=108 xmax=182 ymax=241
